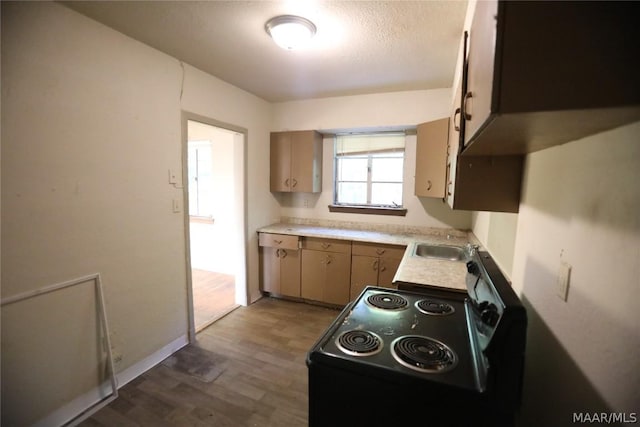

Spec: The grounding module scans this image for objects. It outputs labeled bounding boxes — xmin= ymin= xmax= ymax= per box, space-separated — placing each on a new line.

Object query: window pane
xmin=337 ymin=157 xmax=368 ymax=181
xmin=337 ymin=182 xmax=367 ymax=204
xmin=371 ymin=183 xmax=403 ymax=206
xmin=371 ymin=157 xmax=403 ymax=182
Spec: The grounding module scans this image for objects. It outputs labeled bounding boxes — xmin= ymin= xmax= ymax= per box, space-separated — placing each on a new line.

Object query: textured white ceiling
xmin=62 ymin=0 xmax=468 ymax=102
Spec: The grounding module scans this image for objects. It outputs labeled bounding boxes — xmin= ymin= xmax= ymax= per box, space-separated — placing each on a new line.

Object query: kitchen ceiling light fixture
xmin=265 ymin=15 xmax=317 ymax=50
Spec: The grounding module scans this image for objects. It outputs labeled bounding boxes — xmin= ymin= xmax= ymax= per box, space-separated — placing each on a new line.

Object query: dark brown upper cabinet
xmin=461 ymin=0 xmax=640 ymax=156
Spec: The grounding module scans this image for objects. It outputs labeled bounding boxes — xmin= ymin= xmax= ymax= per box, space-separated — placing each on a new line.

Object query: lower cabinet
xmin=259 ymin=233 xmax=406 ymax=306
xmin=350 ymin=242 xmax=406 ymax=300
xmin=259 ymin=233 xmax=301 ymax=297
xmin=301 ymin=238 xmax=352 ymax=306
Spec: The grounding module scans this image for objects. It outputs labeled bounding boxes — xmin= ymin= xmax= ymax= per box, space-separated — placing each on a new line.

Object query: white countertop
xmin=257 ymin=222 xmax=479 ymax=293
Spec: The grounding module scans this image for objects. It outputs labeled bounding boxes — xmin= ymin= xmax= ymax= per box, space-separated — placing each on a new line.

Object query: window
xmin=333 ymin=133 xmax=405 ymax=210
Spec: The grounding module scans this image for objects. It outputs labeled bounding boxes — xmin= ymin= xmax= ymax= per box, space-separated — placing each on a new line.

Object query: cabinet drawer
xmin=258 ymin=233 xmax=299 ymax=250
xmin=351 ymin=242 xmax=406 ymax=259
xmin=302 ymin=237 xmax=352 ymax=254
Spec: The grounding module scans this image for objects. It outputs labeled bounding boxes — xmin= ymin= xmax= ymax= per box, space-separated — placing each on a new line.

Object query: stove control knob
xmin=466 ymin=261 xmax=479 ymax=275
xmin=480 ymin=303 xmax=499 ymax=327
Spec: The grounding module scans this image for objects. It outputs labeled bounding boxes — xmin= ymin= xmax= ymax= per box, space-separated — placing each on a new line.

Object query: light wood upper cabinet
xmin=461 ymin=0 xmax=640 ymax=156
xmin=270 ymin=130 xmax=322 ymax=193
xmin=414 ymin=118 xmax=449 ymax=198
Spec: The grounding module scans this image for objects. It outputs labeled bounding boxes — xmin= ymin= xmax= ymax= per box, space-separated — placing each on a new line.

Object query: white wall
xmin=1 ymin=2 xmax=274 ymax=424
xmin=272 ymin=90 xmax=473 ymax=230
xmin=472 ymin=211 xmax=518 ymax=278
xmin=473 ymin=121 xmax=640 ymax=425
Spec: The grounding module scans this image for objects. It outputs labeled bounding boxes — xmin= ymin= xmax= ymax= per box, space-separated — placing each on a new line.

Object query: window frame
xmin=330 ymin=133 xmax=407 ymax=216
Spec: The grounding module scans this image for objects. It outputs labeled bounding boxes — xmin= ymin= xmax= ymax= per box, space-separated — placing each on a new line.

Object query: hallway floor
xmin=192 ymin=269 xmax=237 ymax=332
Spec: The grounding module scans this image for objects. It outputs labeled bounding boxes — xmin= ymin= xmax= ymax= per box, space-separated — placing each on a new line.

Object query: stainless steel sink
xmin=411 ymin=243 xmax=467 ymax=261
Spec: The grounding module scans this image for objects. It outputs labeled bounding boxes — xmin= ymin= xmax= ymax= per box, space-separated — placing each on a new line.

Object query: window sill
xmin=328 ymin=205 xmax=407 ymax=216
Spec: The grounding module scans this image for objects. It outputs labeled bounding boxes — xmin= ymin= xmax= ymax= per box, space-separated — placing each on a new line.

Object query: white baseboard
xmin=115 ymin=334 xmax=189 ymax=388
xmin=32 ymin=334 xmax=189 ymax=427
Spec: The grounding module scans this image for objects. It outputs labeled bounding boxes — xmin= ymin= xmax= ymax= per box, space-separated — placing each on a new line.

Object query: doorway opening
xmin=184 ymin=115 xmax=247 ymax=336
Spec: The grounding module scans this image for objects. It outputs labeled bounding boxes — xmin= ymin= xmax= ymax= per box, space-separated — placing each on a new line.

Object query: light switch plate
xmin=168 ymin=169 xmax=179 ymax=184
xmin=556 ymin=261 xmax=571 ymax=301
xmin=172 ymin=198 xmax=181 ymax=213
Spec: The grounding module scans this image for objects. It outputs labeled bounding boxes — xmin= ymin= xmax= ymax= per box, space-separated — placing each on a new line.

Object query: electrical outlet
xmin=556 ymin=261 xmax=571 ymax=301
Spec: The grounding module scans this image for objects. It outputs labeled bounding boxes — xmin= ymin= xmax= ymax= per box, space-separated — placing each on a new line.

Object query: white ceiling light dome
xmin=265 ymin=15 xmax=317 ymax=50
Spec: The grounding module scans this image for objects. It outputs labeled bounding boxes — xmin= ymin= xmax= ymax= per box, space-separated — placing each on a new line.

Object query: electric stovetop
xmin=309 ymin=286 xmax=481 ymax=392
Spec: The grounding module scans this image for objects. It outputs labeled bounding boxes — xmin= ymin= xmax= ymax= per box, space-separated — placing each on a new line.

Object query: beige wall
xmin=1 ymin=2 xmax=274 ymax=424
xmin=272 ymin=91 xmax=473 ymax=230
xmin=472 ymin=121 xmax=640 ymax=424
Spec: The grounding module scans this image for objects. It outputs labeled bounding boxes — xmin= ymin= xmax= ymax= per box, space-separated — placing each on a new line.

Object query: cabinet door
xmin=378 ymin=257 xmax=402 ymax=289
xmin=446 ymin=79 xmax=463 ymax=208
xmin=350 ymin=255 xmax=379 ymax=300
xmin=324 ymin=252 xmax=351 ymax=306
xmin=279 ymin=249 xmax=301 ymax=297
xmin=463 ymin=0 xmax=498 ymax=146
xmin=301 ymin=250 xmax=325 ymax=302
xmin=260 ymin=247 xmax=280 ymax=293
xmin=290 ymin=130 xmax=322 ymax=193
xmin=415 ymin=118 xmax=449 ymax=198
xmin=301 ymin=249 xmax=351 ymax=305
xmin=270 ymin=132 xmax=292 ymax=192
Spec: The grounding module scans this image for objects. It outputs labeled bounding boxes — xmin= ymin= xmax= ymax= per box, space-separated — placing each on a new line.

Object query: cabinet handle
xmin=276 ymin=249 xmax=281 ymax=258
xmin=427 ymin=180 xmax=432 ymax=191
xmin=274 ymin=239 xmax=282 ymax=244
xmin=284 ymin=178 xmax=290 ymax=187
xmin=462 ymin=92 xmax=473 ymax=121
xmin=291 ymin=178 xmax=298 ymax=188
xmin=375 ymin=249 xmax=385 ymax=255
xmin=372 ymin=259 xmax=379 ymax=271
xmin=325 ymin=255 xmax=333 ymax=265
xmin=453 ymin=107 xmax=461 ymax=131
xmin=280 ymin=249 xmax=287 ymax=259
xmin=321 ymin=242 xmax=331 ymax=249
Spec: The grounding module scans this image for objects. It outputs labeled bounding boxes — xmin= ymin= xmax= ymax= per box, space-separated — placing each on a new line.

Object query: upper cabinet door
xmin=270 ymin=132 xmax=292 ymax=192
xmin=415 ymin=118 xmax=449 ymax=198
xmin=462 ymin=0 xmax=498 ymax=148
xmin=270 ymin=130 xmax=322 ymax=193
xmin=290 ymin=130 xmax=322 ymax=193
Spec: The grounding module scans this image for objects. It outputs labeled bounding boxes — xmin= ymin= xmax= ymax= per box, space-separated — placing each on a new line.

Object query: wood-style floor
xmin=79 ymin=297 xmax=340 ymax=427
xmin=192 ymin=269 xmax=237 ymax=333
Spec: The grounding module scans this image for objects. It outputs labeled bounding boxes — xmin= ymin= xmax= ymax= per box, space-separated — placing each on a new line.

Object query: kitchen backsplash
xmin=280 ymin=216 xmax=469 ymax=239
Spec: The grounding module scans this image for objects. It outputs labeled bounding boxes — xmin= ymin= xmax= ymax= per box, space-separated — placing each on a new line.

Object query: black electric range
xmin=306 ymin=249 xmax=527 ymax=427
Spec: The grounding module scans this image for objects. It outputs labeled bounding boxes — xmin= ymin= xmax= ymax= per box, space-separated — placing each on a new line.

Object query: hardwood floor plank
xmin=79 ymin=297 xmax=340 ymax=427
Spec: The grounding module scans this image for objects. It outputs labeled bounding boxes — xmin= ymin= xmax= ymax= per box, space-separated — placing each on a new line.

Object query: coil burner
xmin=415 ymin=298 xmax=456 ymax=316
xmin=335 ymin=330 xmax=383 ymax=356
xmin=366 ymin=293 xmax=409 ymax=310
xmin=391 ymin=335 xmax=457 ymax=373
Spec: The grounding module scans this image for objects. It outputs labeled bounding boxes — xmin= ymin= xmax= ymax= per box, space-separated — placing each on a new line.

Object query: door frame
xmin=181 ymin=110 xmax=249 ymax=343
